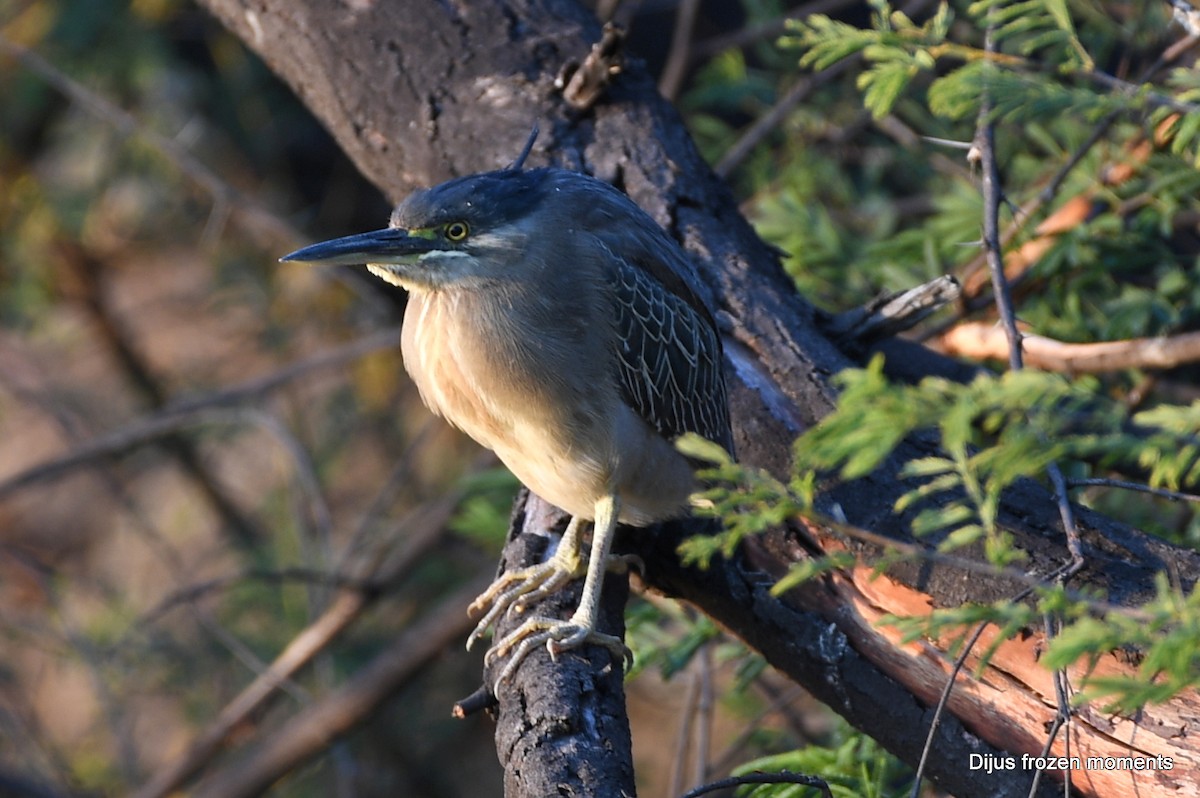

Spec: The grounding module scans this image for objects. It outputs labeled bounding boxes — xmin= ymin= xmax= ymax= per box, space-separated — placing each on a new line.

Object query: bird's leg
xmin=486 ymin=493 xmax=633 ymax=685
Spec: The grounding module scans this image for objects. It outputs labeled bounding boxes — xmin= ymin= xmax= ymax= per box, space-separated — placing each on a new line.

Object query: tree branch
xmin=942 ymin=323 xmax=1200 ymax=373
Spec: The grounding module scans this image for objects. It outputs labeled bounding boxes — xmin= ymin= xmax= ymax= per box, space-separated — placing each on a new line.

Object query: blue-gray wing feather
xmin=609 ymin=255 xmax=733 ymax=453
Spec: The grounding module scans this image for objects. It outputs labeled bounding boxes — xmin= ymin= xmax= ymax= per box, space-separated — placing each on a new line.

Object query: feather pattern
xmin=608 ymin=251 xmax=732 ymax=454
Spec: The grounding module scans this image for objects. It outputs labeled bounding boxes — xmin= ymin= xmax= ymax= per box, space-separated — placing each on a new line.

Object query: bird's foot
xmin=466 ymin=554 xmax=583 ymax=651
xmin=486 ymin=615 xmax=633 ymax=685
xmin=466 ymin=535 xmax=641 ymax=650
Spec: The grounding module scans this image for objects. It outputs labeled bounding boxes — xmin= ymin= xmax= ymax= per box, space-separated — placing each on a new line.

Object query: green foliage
xmin=677 ymin=433 xmax=811 ymax=570
xmin=784 ymin=0 xmax=952 ymax=119
xmin=882 ymin=575 xmax=1200 ymax=713
xmin=882 ymin=596 xmax=1043 ymax=668
xmin=927 ymin=61 xmax=1130 ymax=122
xmin=686 ymin=359 xmax=1200 ymax=706
xmin=688 ymin=0 xmax=1200 ymax=699
xmin=749 ymin=0 xmax=1200 ymax=338
xmin=1159 ymin=68 xmax=1200 ymax=165
xmin=733 ymin=719 xmax=914 ymax=797
xmin=970 ymin=0 xmax=1091 ymax=67
xmin=1043 ymin=574 xmax=1200 ymax=710
xmin=1128 ymin=402 xmax=1200 ymax=489
xmin=626 ymin=599 xmax=729 ymax=679
xmin=797 ymin=362 xmax=1039 ymax=563
xmin=447 ymin=467 xmax=521 ymax=549
xmin=800 ymin=360 xmax=1199 ymax=547
xmin=785 ymin=0 xmax=1115 ymax=122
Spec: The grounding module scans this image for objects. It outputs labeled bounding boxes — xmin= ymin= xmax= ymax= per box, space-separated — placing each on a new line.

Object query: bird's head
xmin=281 ymin=168 xmax=552 ymax=291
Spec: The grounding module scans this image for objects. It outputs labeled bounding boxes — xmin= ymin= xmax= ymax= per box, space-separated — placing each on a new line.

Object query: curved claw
xmin=466 ymin=516 xmax=639 ymax=650
xmin=487 ymin=616 xmax=633 ymax=685
xmin=466 ymin=560 xmax=579 ymax=650
xmin=466 ymin=517 xmax=588 ymax=651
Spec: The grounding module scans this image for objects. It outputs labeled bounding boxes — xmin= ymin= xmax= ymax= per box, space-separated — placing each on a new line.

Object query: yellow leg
xmin=484 ymin=494 xmax=633 ymax=685
xmin=564 ymin=492 xmax=619 ymax=636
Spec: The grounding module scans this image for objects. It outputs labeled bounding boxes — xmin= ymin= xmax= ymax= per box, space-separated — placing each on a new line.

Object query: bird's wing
xmin=609 ymin=255 xmax=733 ymax=453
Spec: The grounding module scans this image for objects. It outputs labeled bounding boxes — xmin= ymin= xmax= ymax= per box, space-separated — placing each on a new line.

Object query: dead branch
xmin=941 ymin=323 xmax=1200 ymax=373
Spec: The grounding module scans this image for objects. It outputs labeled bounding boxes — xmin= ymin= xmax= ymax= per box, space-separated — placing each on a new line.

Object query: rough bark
xmin=486 ymin=493 xmax=636 ymax=798
xmin=193 ymin=1 xmax=1200 ymax=796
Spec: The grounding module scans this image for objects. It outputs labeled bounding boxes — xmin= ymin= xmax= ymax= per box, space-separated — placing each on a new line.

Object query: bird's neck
xmin=404 ymin=280 xmax=602 ymax=391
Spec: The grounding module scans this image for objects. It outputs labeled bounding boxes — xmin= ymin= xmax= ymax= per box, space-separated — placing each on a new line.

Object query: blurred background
xmin=1 ymin=0 xmax=1196 ymax=796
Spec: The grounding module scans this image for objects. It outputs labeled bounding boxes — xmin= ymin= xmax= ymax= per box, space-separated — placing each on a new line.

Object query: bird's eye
xmin=445 ymin=221 xmax=469 ymax=241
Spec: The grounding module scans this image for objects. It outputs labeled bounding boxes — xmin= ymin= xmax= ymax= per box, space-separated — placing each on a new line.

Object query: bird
xmin=281 ymin=159 xmax=732 ymax=685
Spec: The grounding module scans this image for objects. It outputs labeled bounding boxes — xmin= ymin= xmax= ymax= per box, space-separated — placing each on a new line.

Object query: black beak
xmin=280 ymin=228 xmax=437 ymax=265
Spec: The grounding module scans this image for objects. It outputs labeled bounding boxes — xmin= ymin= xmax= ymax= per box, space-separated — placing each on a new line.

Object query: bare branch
xmin=826 ymin=275 xmax=961 ymax=346
xmin=941 ymin=324 xmax=1200 ymax=374
xmin=188 ymin=576 xmax=488 ymax=798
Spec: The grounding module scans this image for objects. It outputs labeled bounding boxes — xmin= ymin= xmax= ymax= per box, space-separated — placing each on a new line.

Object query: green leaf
xmin=859 ymin=60 xmax=918 ymax=119
xmin=675 ymin=432 xmax=734 ymax=465
xmin=771 ymin=551 xmax=857 ymax=595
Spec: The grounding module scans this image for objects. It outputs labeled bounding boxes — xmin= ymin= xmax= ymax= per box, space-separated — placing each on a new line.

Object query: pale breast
xmin=400 ymin=289 xmax=696 ymax=525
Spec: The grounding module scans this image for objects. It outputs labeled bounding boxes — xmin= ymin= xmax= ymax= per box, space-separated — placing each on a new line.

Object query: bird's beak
xmin=280 ymin=227 xmax=438 ymax=266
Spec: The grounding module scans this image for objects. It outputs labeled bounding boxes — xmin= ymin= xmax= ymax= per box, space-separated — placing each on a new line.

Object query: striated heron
xmin=281 ymin=163 xmax=732 ymax=685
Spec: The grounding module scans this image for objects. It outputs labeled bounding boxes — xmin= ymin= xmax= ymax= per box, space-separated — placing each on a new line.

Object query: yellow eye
xmin=445 ymin=221 xmax=469 ymax=241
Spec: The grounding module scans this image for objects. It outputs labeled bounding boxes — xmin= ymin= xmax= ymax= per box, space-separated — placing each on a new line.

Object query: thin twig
xmin=941 ymin=324 xmax=1200 ymax=373
xmin=167 ymin=328 xmax=399 ymax=414
xmin=974 ymin=18 xmax=1084 ymax=567
xmin=0 ymin=356 xmax=313 ymax=732
xmin=0 ymin=330 xmax=398 ymax=501
xmin=911 ymin=15 xmax=1101 ymax=792
xmin=980 ymin=18 xmax=1085 ymax=796
xmin=452 ymin=684 xmax=498 ymax=718
xmin=818 ymin=512 xmax=1092 ymax=607
xmin=1024 ymin=613 xmax=1075 ymax=798
xmin=695 ymin=643 xmax=714 ymax=786
xmin=134 ymin=492 xmax=461 ymax=798
xmin=68 ymin=243 xmax=263 ymax=546
xmin=716 ymin=59 xmax=854 ymax=178
xmin=0 ymin=34 xmax=296 ymax=246
xmin=0 ymin=33 xmax=393 ymax=315
xmin=1067 ymin=477 xmax=1200 ymax=505
xmin=937 ymin=32 xmax=1200 ymax=322
xmin=658 ymin=0 xmax=700 ymax=101
xmin=133 ymin=592 xmax=366 ymax=798
xmin=1082 ymin=68 xmax=1199 ymax=114
xmin=332 ymin=414 xmax=440 ymax=574
xmin=826 ymin=275 xmax=961 ymax=346
xmin=680 ymin=770 xmax=833 ymax=798
xmin=139 ymin=568 xmax=376 ymax=626
xmin=1047 ymin=463 xmax=1085 ymax=567
xmin=669 ymin=652 xmax=702 ymax=798
xmin=708 ymin=681 xmax=808 ymax=775
xmin=977 ymin=65 xmax=1022 ymax=370
xmin=909 ymin=620 xmax=988 ymax=798
xmin=2 ymin=387 xmax=320 ymax=722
